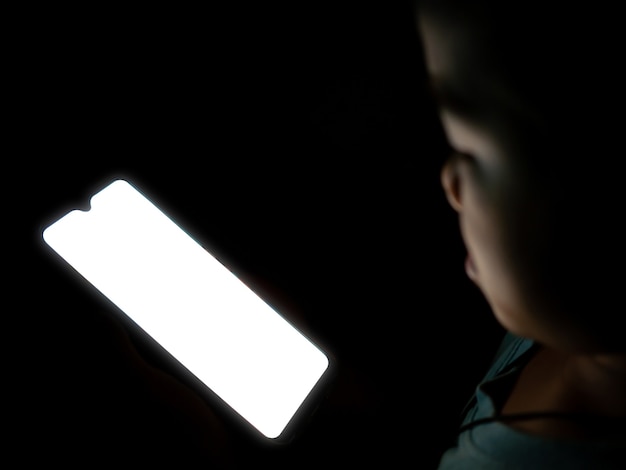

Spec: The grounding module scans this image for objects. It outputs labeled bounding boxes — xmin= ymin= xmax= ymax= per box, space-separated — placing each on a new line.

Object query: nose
xmin=440 ymin=156 xmax=462 ymax=212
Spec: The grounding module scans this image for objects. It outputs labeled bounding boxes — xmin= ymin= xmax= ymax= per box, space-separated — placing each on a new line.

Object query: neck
xmin=562 ymin=350 xmax=626 ymax=417
xmin=501 ymin=346 xmax=626 ymax=439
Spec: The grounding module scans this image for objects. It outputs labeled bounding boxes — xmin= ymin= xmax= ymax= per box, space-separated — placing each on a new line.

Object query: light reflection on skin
xmin=417 ymin=6 xmax=626 ymax=438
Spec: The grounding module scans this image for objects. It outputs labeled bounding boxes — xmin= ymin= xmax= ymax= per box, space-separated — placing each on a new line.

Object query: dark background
xmin=20 ymin=1 xmax=504 ymax=467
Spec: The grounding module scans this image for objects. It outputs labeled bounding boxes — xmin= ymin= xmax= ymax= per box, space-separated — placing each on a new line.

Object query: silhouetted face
xmin=417 ymin=8 xmax=619 ymax=352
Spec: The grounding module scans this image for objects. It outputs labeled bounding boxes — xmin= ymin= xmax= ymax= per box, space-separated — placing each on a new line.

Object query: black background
xmin=19 ymin=1 xmax=504 ymax=467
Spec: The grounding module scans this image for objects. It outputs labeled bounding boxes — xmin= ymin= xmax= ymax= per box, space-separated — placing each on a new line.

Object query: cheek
xmin=458 ymin=167 xmax=537 ymax=335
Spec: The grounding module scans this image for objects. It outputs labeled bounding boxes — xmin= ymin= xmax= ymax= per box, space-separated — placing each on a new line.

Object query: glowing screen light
xmin=43 ymin=179 xmax=329 ymax=439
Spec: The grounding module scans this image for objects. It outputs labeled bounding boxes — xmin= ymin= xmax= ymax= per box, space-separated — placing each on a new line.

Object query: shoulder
xmin=439 ymin=335 xmax=625 ymax=469
xmin=439 ymin=424 xmax=625 ymax=469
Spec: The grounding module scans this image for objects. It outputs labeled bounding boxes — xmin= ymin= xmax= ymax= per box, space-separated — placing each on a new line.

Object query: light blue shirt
xmin=438 ymin=333 xmax=625 ymax=469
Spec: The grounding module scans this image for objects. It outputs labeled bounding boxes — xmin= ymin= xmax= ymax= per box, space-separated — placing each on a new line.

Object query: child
xmin=415 ymin=1 xmax=625 ymax=467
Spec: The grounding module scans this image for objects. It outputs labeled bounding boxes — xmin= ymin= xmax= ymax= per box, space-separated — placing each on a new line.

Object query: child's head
xmin=415 ymin=1 xmax=624 ymax=353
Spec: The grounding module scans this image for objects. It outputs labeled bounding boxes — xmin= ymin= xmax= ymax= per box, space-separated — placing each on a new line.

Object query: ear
xmin=441 ymin=155 xmax=463 ymax=212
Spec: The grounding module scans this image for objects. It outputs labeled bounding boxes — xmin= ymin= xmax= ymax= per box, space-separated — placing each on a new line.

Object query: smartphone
xmin=42 ymin=178 xmax=332 ymax=441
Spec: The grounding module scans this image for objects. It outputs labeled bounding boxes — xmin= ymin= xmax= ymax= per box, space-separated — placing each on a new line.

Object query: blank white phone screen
xmin=42 ymin=179 xmax=329 ymax=439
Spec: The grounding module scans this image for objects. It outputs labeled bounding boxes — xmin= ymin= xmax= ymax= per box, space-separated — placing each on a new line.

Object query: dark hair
xmin=416 ymin=1 xmax=624 ymax=153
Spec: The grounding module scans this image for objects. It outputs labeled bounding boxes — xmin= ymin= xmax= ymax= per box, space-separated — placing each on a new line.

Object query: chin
xmin=487 ymin=300 xmax=534 ymax=339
